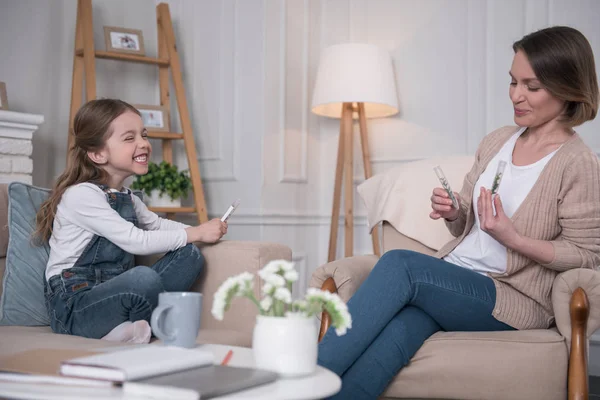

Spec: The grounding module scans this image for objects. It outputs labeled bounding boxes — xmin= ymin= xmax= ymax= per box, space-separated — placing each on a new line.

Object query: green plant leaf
xmin=131 ymin=161 xmax=193 ymax=201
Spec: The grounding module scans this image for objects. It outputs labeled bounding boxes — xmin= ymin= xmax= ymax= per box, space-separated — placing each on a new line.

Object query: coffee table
xmin=0 ymin=343 xmax=341 ymax=400
xmin=208 ymin=344 xmax=341 ymax=399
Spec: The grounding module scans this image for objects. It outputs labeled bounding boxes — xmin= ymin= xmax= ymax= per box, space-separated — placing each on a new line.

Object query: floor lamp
xmin=311 ymin=43 xmax=399 ymax=262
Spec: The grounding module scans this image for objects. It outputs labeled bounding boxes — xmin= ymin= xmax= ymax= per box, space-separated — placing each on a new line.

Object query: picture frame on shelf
xmin=135 ymin=105 xmax=170 ymax=132
xmin=103 ymin=26 xmax=145 ymax=55
xmin=0 ymin=82 xmax=8 ymax=110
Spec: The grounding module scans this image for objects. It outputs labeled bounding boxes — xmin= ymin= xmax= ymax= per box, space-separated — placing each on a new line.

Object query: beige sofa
xmin=0 ymin=183 xmax=292 ymax=359
xmin=311 ymin=221 xmax=600 ymax=400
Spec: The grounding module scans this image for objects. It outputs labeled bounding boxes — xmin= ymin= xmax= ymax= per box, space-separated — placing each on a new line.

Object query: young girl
xmin=35 ymin=99 xmax=227 ymax=344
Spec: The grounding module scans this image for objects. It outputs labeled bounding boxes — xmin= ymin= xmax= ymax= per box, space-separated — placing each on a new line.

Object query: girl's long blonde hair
xmin=34 ymin=99 xmax=140 ymax=243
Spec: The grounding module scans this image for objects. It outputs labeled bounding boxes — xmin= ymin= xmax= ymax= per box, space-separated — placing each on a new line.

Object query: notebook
xmin=0 ymin=373 xmax=199 ymax=400
xmin=134 ymin=364 xmax=279 ymax=399
xmin=60 ymin=346 xmax=214 ymax=382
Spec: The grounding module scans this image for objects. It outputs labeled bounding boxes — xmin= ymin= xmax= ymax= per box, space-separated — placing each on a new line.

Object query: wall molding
xmin=370 ymin=155 xmax=427 ymax=164
xmin=172 ymin=0 xmax=221 ymax=163
xmin=523 ymin=0 xmax=531 ymax=35
xmin=291 ymin=252 xmax=308 ymax=299
xmin=196 ymin=0 xmax=238 ymax=182
xmin=204 ymin=211 xmax=369 ymax=226
xmin=485 ymin=0 xmax=493 ymax=134
xmin=279 ymin=0 xmax=310 ymax=184
xmin=466 ymin=0 xmax=486 ymax=154
xmin=197 ymin=0 xmax=226 ymax=163
xmin=201 ymin=174 xmax=238 ymax=182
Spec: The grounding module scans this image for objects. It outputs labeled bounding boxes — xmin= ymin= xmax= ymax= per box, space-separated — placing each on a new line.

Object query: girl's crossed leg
xmin=49 ymin=244 xmax=204 ymax=339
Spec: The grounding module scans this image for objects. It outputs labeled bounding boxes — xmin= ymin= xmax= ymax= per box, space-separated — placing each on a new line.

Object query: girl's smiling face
xmin=87 ymin=111 xmax=152 ymax=188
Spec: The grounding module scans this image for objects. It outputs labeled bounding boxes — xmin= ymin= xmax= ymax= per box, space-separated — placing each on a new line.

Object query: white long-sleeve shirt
xmin=45 ymin=183 xmax=190 ymax=281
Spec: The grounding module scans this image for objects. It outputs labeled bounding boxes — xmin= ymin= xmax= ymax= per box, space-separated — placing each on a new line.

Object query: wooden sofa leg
xmin=569 ymin=287 xmax=589 ymax=400
xmin=318 ymin=277 xmax=338 ymax=342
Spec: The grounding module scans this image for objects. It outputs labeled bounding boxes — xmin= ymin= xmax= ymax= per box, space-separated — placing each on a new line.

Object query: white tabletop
xmin=0 ymin=343 xmax=341 ymax=400
xmin=208 ymin=344 xmax=341 ymax=400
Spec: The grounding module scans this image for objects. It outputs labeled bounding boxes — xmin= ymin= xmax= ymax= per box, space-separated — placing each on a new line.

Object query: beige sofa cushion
xmin=382 ymin=329 xmax=567 ymax=400
xmin=381 ymin=222 xmax=436 ymax=255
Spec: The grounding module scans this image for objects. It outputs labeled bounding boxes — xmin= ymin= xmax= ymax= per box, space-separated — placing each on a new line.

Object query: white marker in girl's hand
xmin=433 ymin=166 xmax=459 ymax=209
xmin=221 ymin=199 xmax=240 ymax=222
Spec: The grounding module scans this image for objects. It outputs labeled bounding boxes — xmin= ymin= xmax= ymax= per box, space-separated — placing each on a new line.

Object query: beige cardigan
xmin=435 ymin=126 xmax=600 ymax=330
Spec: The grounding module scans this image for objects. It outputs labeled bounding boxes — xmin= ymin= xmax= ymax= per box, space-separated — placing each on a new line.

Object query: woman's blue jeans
xmin=317 ymin=250 xmax=515 ymax=399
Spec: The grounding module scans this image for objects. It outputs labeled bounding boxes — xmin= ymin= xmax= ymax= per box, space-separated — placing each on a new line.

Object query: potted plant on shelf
xmin=212 ymin=260 xmax=352 ymax=377
xmin=131 ymin=161 xmax=192 ymax=208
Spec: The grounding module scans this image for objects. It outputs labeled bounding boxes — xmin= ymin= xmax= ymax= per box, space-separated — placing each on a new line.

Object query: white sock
xmin=101 ymin=320 xmax=152 ymax=344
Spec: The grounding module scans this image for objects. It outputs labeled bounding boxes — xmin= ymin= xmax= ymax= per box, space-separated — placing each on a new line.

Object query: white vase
xmin=252 ymin=314 xmax=318 ymax=377
xmin=148 ymin=190 xmax=181 ymax=208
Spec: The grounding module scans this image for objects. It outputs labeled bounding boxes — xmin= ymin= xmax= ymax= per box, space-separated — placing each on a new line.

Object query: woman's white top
xmin=444 ymin=128 xmax=560 ymax=274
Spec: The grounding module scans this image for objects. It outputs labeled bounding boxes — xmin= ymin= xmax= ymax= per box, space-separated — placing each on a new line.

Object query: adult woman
xmin=317 ymin=26 xmax=600 ymax=399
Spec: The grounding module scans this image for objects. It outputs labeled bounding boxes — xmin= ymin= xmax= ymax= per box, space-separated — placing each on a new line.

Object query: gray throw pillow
xmin=0 ymin=182 xmax=51 ymax=325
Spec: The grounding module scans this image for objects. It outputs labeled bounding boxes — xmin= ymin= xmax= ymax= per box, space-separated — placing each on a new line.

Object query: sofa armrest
xmin=552 ymin=268 xmax=600 ymax=342
xmin=194 ymin=241 xmax=291 ymax=341
xmin=309 ymin=255 xmax=378 ymax=303
xmin=310 ymin=255 xmax=378 ymax=341
xmin=553 ymin=269 xmax=600 ymax=400
xmin=137 ymin=240 xmax=292 ymax=348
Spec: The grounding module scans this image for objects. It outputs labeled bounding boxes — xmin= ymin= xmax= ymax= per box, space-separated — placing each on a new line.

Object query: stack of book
xmin=0 ymin=345 xmax=277 ymax=399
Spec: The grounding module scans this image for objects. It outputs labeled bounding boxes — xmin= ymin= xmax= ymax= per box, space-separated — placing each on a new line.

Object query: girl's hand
xmin=430 ymin=187 xmax=461 ymax=221
xmin=186 ymin=218 xmax=228 ymax=243
xmin=477 ymin=187 xmax=520 ymax=248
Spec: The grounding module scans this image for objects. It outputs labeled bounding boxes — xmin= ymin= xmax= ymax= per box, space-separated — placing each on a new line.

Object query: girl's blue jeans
xmin=45 ymin=244 xmax=204 ymax=339
xmin=317 ymin=249 xmax=515 ymax=399
xmin=44 ymin=185 xmax=204 ymax=339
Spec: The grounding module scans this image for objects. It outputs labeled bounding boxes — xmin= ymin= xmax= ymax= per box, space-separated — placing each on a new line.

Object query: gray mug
xmin=151 ymin=292 xmax=202 ymax=348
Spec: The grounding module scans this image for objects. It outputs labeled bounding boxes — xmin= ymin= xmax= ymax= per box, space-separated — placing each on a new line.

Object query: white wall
xmin=259 ymin=0 xmax=600 ymax=296
xmin=1 ymin=0 xmax=600 ymax=318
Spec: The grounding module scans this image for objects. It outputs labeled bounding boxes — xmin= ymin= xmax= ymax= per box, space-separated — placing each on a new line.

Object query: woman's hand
xmin=186 ymin=218 xmax=228 ymax=244
xmin=430 ymin=187 xmax=461 ymax=221
xmin=477 ymin=187 xmax=519 ymax=248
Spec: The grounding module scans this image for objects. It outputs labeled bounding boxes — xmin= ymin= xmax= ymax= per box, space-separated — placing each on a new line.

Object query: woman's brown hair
xmin=513 ymin=26 xmax=599 ymax=127
xmin=34 ymin=99 xmax=140 ymax=243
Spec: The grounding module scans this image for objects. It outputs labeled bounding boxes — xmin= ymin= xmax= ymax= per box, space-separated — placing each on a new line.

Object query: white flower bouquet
xmin=211 ymin=260 xmax=352 ymax=336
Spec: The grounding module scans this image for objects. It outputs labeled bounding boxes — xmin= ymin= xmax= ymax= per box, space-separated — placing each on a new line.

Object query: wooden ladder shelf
xmin=68 ymin=0 xmax=207 ymax=224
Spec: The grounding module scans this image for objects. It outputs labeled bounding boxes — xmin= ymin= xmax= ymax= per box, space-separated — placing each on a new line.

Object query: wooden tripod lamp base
xmin=327 ymin=102 xmax=381 ymax=262
xmin=310 ymin=43 xmax=399 ymax=262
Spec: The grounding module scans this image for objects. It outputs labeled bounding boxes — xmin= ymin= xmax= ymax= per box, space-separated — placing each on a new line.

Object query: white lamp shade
xmin=311 ymin=43 xmax=399 ymax=119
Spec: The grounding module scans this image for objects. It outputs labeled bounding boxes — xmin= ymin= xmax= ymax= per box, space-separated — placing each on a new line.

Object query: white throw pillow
xmin=357 ymin=155 xmax=475 ymax=251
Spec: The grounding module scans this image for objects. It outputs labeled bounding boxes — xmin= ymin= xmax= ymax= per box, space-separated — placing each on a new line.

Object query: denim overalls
xmin=44 ymin=184 xmax=204 ymax=339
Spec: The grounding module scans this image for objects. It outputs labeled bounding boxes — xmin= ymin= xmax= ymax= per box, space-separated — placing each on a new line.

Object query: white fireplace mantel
xmin=0 ymin=110 xmax=44 ymax=184
xmin=0 ymin=110 xmax=45 ymax=140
